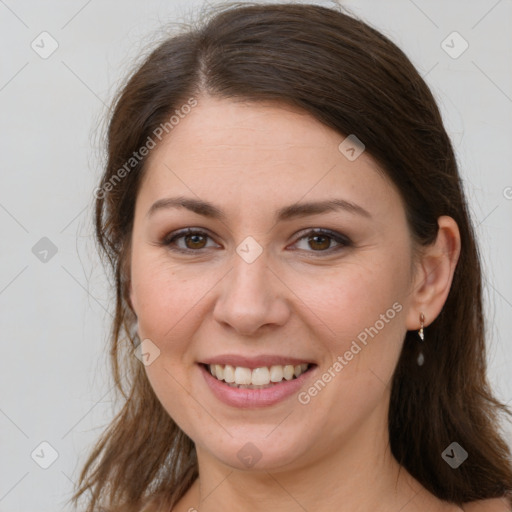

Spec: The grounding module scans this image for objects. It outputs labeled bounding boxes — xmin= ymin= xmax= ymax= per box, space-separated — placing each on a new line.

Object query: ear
xmin=405 ymin=216 xmax=461 ymax=330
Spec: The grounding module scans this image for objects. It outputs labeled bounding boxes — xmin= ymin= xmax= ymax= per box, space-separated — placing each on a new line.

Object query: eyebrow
xmin=146 ymin=196 xmax=371 ymax=222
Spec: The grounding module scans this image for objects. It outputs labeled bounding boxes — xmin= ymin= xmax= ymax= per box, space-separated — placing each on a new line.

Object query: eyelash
xmin=160 ymin=227 xmax=352 ymax=256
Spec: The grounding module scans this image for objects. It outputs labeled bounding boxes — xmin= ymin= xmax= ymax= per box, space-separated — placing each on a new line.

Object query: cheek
xmin=305 ymin=261 xmax=404 ymax=331
xmin=130 ymin=251 xmax=204 ymax=346
xmin=295 ymin=254 xmax=409 ymax=374
xmin=130 ymin=254 xmax=215 ymax=436
xmin=291 ymin=261 xmax=408 ymax=437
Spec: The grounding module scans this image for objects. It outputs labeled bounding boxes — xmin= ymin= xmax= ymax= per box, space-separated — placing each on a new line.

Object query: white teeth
xmin=207 ymin=363 xmax=310 ymax=386
xmin=269 ymin=365 xmax=284 ymax=382
xmin=294 ymin=364 xmax=308 ymax=377
xmin=251 ymin=367 xmax=270 ymax=386
xmin=223 ymin=364 xmax=235 ymax=383
xmin=234 ymin=366 xmax=252 ymax=385
xmin=283 ymin=365 xmax=295 ymax=380
xmin=214 ymin=364 xmax=224 ymax=381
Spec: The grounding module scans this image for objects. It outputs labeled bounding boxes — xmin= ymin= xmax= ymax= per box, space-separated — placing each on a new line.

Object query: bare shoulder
xmin=462 ymin=498 xmax=511 ymax=512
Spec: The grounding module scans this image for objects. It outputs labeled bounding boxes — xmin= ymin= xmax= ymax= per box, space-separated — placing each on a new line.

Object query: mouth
xmin=202 ymin=362 xmax=314 ymax=389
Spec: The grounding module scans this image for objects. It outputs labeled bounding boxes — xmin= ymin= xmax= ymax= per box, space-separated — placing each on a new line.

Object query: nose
xmin=212 ymin=252 xmax=291 ymax=337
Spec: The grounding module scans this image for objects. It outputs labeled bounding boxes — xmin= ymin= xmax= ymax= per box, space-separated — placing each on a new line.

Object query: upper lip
xmin=200 ymin=354 xmax=315 ymax=369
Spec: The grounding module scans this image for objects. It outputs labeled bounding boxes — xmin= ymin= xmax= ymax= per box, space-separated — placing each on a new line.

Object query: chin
xmin=196 ymin=427 xmax=316 ymax=473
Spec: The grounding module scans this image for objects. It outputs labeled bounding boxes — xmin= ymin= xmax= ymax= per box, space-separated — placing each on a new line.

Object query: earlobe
xmin=406 ymin=215 xmax=461 ymax=330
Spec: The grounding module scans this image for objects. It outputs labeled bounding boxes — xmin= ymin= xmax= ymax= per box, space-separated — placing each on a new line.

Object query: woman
xmin=70 ymin=2 xmax=512 ymax=511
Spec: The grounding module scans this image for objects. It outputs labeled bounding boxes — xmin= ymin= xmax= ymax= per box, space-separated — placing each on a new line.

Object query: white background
xmin=1 ymin=1 xmax=511 ymax=510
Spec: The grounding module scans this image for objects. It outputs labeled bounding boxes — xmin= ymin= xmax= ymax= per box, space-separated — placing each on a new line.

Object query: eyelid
xmin=292 ymin=227 xmax=350 ymax=242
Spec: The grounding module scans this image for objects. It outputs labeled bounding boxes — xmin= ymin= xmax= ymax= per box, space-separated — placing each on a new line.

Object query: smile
xmin=206 ymin=363 xmax=311 ymax=388
xmin=199 ymin=361 xmax=317 ymax=408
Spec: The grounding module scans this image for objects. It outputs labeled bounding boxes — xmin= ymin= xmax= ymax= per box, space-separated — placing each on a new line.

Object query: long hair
xmin=70 ymin=3 xmax=512 ymax=510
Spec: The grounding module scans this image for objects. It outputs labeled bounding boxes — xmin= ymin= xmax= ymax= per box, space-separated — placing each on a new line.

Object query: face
xmin=129 ymin=95 xmax=416 ymax=472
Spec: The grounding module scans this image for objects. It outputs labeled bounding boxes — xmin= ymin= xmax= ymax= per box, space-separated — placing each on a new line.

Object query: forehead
xmin=136 ymin=96 xmax=401 ymax=221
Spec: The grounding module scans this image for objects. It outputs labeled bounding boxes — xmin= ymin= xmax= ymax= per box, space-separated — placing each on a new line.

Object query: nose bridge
xmin=230 ymin=233 xmax=272 ymax=295
xmin=213 ymin=245 xmax=289 ymax=335
xmin=233 ymin=248 xmax=271 ymax=295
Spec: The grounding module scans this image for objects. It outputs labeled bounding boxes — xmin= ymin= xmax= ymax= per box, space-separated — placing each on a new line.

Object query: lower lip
xmin=199 ymin=364 xmax=315 ymax=408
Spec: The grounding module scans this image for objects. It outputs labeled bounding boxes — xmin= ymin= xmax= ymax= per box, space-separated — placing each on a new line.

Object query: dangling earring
xmin=417 ymin=312 xmax=425 ymax=366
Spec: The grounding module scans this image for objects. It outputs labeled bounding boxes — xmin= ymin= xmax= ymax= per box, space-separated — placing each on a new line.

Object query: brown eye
xmin=293 ymin=229 xmax=351 ymax=254
xmin=161 ymin=228 xmax=219 ymax=253
xmin=184 ymin=233 xmax=207 ymax=249
xmin=307 ymin=234 xmax=331 ymax=251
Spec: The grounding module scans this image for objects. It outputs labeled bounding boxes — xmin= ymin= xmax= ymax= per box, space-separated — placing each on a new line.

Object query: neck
xmin=180 ymin=403 xmax=438 ymax=512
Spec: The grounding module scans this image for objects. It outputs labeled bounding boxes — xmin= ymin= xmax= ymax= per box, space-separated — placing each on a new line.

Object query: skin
xmin=129 ymin=95 xmax=468 ymax=511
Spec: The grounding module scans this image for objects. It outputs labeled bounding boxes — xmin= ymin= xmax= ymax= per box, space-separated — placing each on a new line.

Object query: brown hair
xmin=70 ymin=2 xmax=512 ymax=510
